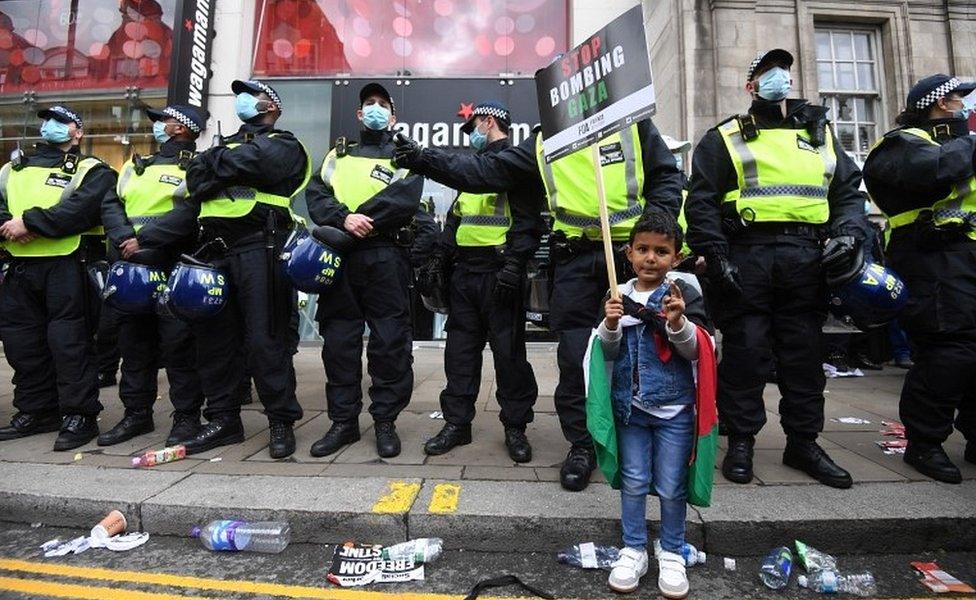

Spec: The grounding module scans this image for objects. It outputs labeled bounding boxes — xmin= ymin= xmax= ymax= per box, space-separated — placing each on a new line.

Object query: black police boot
xmin=166 ymin=412 xmax=202 ymax=446
xmin=560 ymin=444 xmax=595 ymax=492
xmin=504 ymin=427 xmax=532 ymax=463
xmin=0 ymin=412 xmax=61 ymax=441
xmin=310 ymin=421 xmax=360 ymax=457
xmin=268 ymin=421 xmax=296 ymax=459
xmin=97 ymin=409 xmax=154 ymax=446
xmin=424 ymin=423 xmax=472 ymax=456
xmin=783 ymin=437 xmax=853 ymax=489
xmin=966 ymin=441 xmax=976 ymax=466
xmin=183 ymin=416 xmax=245 ymax=455
xmin=97 ymin=372 xmax=117 ymax=388
xmin=375 ymin=422 xmax=401 ymax=458
xmin=904 ymin=442 xmax=962 ymax=484
xmin=722 ymin=435 xmax=755 ymax=484
xmin=53 ymin=415 xmax=99 ymax=451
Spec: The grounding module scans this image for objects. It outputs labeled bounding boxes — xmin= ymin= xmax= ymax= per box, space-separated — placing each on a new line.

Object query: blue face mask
xmin=362 ymin=104 xmax=391 ymax=131
xmin=235 ymin=93 xmax=263 ymax=121
xmin=40 ymin=118 xmax=71 ymax=144
xmin=468 ymin=122 xmax=488 ymax=150
xmin=757 ymin=67 xmax=792 ymax=102
xmin=952 ymin=95 xmax=976 ymax=121
xmin=153 ymin=121 xmax=171 ymax=144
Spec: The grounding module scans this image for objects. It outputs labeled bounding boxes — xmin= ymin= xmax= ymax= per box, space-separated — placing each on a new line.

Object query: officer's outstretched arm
xmin=188 ymin=134 xmax=305 ymax=194
xmin=898 ymin=134 xmax=976 ymax=186
xmin=410 ymin=136 xmax=541 ymax=195
xmin=637 ymin=119 xmax=683 ymax=219
xmin=137 ymin=202 xmax=200 ymax=249
xmin=24 ymin=165 xmax=116 ymax=238
xmin=826 ymin=131 xmax=871 ymax=242
xmin=101 ymin=185 xmax=136 ymax=247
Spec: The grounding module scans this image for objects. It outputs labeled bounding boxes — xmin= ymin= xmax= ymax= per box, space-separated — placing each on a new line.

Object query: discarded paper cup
xmin=91 ymin=510 xmax=127 ymax=541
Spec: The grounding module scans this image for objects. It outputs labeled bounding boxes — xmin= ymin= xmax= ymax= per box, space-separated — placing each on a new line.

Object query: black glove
xmin=492 ymin=259 xmax=523 ymax=306
xmin=704 ymin=253 xmax=743 ymax=298
xmin=393 ymin=133 xmax=423 ymax=169
xmin=821 ymin=235 xmax=860 ymax=284
xmin=415 ymin=253 xmax=445 ymax=297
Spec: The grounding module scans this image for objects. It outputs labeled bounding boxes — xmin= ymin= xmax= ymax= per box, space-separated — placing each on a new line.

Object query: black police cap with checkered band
xmin=907 ymin=74 xmax=976 ymax=111
xmin=232 ymin=79 xmax=283 ymax=111
xmin=746 ymin=49 xmax=794 ymax=82
xmin=461 ymin=101 xmax=511 ymax=135
xmin=147 ymin=104 xmax=208 ymax=134
xmin=37 ymin=105 xmax=83 ymax=128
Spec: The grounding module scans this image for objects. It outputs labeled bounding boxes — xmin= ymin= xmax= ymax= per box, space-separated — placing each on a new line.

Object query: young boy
xmin=597 ymin=212 xmax=710 ymax=598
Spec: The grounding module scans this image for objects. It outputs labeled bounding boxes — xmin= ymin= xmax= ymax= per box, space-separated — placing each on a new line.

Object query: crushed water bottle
xmin=380 ymin=538 xmax=443 ymax=563
xmin=653 ymin=539 xmax=706 ymax=566
xmin=798 ymin=570 xmax=877 ymax=596
xmin=191 ymin=520 xmax=291 ymax=553
xmin=759 ymin=546 xmax=793 ymax=589
xmin=795 ymin=540 xmax=837 ymax=573
xmin=556 ymin=542 xmax=620 ymax=570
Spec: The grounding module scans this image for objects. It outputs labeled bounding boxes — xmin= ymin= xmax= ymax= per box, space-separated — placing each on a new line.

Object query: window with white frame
xmin=815 ymin=27 xmax=884 ymax=165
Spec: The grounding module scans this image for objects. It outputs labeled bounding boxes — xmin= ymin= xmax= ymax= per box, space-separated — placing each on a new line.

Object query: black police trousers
xmin=95 ymin=305 xmax=121 ymax=379
xmin=712 ymin=241 xmax=826 ymax=439
xmin=440 ymin=263 xmax=537 ymax=428
xmin=195 ymin=245 xmax=303 ymax=424
xmin=317 ymin=244 xmax=413 ymax=424
xmin=888 ymin=239 xmax=976 ymax=445
xmin=0 ymin=256 xmax=102 ymax=417
xmin=117 ymin=313 xmax=204 ymax=416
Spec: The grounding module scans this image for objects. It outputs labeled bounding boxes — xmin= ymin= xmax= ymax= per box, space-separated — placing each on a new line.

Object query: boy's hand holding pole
xmin=604 ymin=296 xmax=624 ymax=330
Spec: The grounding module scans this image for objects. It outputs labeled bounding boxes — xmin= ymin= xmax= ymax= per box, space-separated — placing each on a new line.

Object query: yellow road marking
xmin=428 ymin=483 xmax=462 ymax=514
xmin=0 ymin=575 xmax=213 ymax=600
xmin=370 ymin=480 xmax=422 ymax=514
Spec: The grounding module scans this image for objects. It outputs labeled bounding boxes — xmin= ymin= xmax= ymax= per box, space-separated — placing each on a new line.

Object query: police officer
xmin=685 ymin=49 xmax=868 ymax=488
xmin=863 ymin=74 xmax=976 ymax=483
xmin=305 ymin=82 xmax=425 ymax=459
xmin=417 ymin=101 xmax=545 ymax=462
xmin=0 ymin=105 xmax=116 ymax=450
xmin=182 ymin=80 xmax=310 ymax=458
xmin=98 ymin=104 xmax=208 ymax=447
xmin=394 ymin=114 xmax=683 ymax=491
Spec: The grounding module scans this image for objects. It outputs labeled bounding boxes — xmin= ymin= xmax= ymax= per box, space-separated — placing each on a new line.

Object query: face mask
xmin=362 ymin=104 xmax=391 ymax=131
xmin=40 ymin=119 xmax=71 ymax=144
xmin=235 ymin=93 xmax=263 ymax=121
xmin=469 ymin=122 xmax=488 ymax=150
xmin=757 ymin=67 xmax=792 ymax=102
xmin=153 ymin=121 xmax=171 ymax=144
xmin=952 ymin=95 xmax=976 ymax=121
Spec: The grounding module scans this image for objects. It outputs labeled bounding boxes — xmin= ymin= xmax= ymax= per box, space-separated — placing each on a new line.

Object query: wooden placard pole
xmin=591 ymin=144 xmax=619 ymax=301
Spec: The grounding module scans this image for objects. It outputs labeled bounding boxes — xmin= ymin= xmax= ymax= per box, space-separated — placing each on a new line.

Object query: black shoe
xmin=183 ymin=417 xmax=245 ymax=455
xmin=504 ymin=427 xmax=532 ymax=463
xmin=310 ymin=421 xmax=360 ymax=457
xmin=560 ymin=445 xmax=595 ymax=492
xmin=0 ymin=412 xmax=61 ymax=441
xmin=269 ymin=421 xmax=296 ymax=459
xmin=783 ymin=437 xmax=853 ymax=488
xmin=97 ymin=410 xmax=154 ymax=446
xmin=97 ymin=373 xmax=117 ymax=388
xmin=722 ymin=435 xmax=755 ymax=484
xmin=53 ymin=415 xmax=99 ymax=451
xmin=424 ymin=423 xmax=472 ymax=456
xmin=966 ymin=441 xmax=976 ymax=466
xmin=852 ymin=353 xmax=883 ymax=371
xmin=375 ymin=422 xmax=401 ymax=458
xmin=166 ymin=412 xmax=202 ymax=446
xmin=904 ymin=442 xmax=962 ymax=484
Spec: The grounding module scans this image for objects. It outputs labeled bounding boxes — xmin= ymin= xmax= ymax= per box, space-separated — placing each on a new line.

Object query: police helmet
xmin=103 ymin=261 xmax=170 ymax=314
xmin=158 ymin=257 xmax=229 ymax=322
xmin=282 ymin=225 xmax=353 ymax=293
xmin=827 ymin=260 xmax=908 ymax=330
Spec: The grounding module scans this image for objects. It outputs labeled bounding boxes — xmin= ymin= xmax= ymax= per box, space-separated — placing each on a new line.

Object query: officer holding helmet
xmin=863 ymin=74 xmax=976 ymax=483
xmin=182 ymin=79 xmax=311 ymax=459
xmin=98 ymin=104 xmax=208 ymax=448
xmin=685 ymin=49 xmax=869 ymax=488
xmin=0 ymin=105 xmax=116 ymax=450
xmin=305 ymin=82 xmax=425 ymax=459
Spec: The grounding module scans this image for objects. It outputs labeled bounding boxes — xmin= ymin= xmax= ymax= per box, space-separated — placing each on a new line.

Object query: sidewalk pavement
xmin=0 ymin=345 xmax=973 ymax=555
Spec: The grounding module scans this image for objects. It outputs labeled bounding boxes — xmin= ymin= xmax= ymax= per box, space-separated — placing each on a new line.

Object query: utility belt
xmin=891 ymin=211 xmax=976 ymax=251
xmin=456 ymin=246 xmax=505 ymax=262
xmin=548 ymin=230 xmax=626 ymax=262
xmin=723 ymin=217 xmax=825 ymax=245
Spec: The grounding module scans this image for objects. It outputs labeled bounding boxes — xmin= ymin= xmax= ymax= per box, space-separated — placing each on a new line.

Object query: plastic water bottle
xmin=556 ymin=543 xmax=620 ymax=569
xmin=759 ymin=546 xmax=793 ymax=589
xmin=798 ymin=570 xmax=877 ymax=596
xmin=380 ymin=538 xmax=443 ymax=563
xmin=190 ymin=520 xmax=291 ymax=553
xmin=131 ymin=445 xmax=185 ymax=468
xmin=654 ymin=539 xmax=706 ymax=566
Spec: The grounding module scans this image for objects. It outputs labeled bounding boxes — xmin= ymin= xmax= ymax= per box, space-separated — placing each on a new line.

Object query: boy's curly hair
xmin=627 ymin=210 xmax=683 ymax=251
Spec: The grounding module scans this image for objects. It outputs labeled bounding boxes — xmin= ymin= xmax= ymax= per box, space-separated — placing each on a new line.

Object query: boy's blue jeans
xmin=617 ymin=405 xmax=694 ymax=553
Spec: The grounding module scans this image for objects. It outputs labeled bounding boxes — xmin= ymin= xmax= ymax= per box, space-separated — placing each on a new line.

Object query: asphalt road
xmin=0 ymin=523 xmax=971 ymax=599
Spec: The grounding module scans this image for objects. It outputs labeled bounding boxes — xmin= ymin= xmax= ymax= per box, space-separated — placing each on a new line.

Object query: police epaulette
xmin=735 ymin=114 xmax=759 ymax=141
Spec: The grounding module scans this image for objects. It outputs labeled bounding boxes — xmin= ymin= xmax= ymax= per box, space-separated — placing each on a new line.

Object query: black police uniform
xmin=305 ymin=128 xmax=425 ymax=428
xmin=0 ymin=143 xmax=116 ymax=447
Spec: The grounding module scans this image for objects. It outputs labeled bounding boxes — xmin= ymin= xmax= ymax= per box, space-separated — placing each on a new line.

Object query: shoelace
xmin=270 ymin=422 xmax=290 ymax=436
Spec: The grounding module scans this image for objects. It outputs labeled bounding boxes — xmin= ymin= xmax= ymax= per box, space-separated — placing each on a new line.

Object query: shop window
xmin=253 ymin=0 xmax=569 ymax=78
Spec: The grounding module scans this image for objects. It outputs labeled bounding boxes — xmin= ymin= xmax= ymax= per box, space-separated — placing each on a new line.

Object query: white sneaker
xmin=608 ymin=547 xmax=648 ymax=593
xmin=657 ymin=550 xmax=690 ymax=599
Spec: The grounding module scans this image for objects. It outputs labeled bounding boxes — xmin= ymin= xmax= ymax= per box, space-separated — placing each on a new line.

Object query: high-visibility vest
xmin=453 ymin=192 xmax=511 ymax=247
xmin=198 ymin=134 xmax=312 ymax=219
xmin=319 ymin=148 xmax=409 ymax=212
xmin=717 ymin=118 xmax=837 ymax=224
xmin=116 ymin=157 xmax=191 ymax=232
xmin=536 ymin=125 xmax=645 ymax=241
xmin=871 ymin=127 xmax=976 ymax=241
xmin=0 ymin=157 xmax=104 ymax=257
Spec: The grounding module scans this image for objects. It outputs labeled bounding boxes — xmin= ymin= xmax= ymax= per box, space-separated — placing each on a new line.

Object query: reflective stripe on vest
xmin=536 ymin=125 xmax=644 ymax=241
xmin=718 ymin=120 xmax=836 ymax=224
xmin=879 ymin=128 xmax=976 ymax=241
xmin=198 ymin=135 xmax=312 ymax=219
xmin=1 ymin=157 xmax=103 ymax=257
xmin=117 ymin=160 xmax=190 ymax=232
xmin=321 ymin=150 xmax=408 ymax=213
xmin=454 ymin=192 xmax=511 ymax=247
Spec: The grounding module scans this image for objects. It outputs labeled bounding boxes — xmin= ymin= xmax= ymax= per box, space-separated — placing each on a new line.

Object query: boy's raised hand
xmin=663 ymin=280 xmax=686 ymax=329
xmin=604 ymin=297 xmax=624 ymax=330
